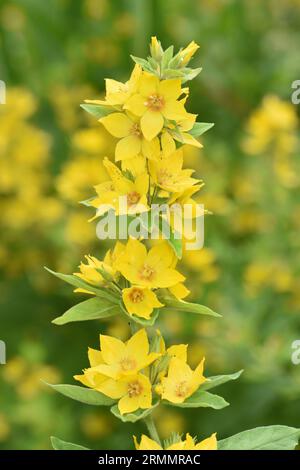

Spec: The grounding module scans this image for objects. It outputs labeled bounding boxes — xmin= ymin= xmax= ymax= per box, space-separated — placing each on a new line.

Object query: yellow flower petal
xmin=115 ymin=134 xmax=141 ymax=161
xmin=167 ymin=344 xmax=188 ymax=362
xmin=138 ymin=73 xmax=159 ymax=97
xmin=156 ymin=268 xmax=185 ymax=288
xmin=141 ymin=110 xmax=164 ymax=140
xmin=100 ymin=335 xmax=126 ymax=364
xmin=162 ymin=100 xmax=188 ymax=120
xmin=193 ymin=433 xmax=217 ymax=450
xmin=169 ymin=282 xmax=190 ymax=299
xmin=100 ymin=113 xmax=132 ymax=138
xmin=97 ymin=378 xmax=128 ymax=399
xmin=124 ymin=94 xmax=146 ymax=116
xmin=158 ymin=79 xmax=182 ymax=100
xmin=88 ymin=348 xmax=103 ymax=367
xmin=135 ymin=435 xmax=162 ymax=450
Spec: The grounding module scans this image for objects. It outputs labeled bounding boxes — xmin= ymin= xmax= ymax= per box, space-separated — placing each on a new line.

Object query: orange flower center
xmin=157 ymin=169 xmax=172 ymax=185
xmin=127 ymin=191 xmax=141 ymax=206
xmin=145 ymin=94 xmax=165 ymax=111
xmin=129 ymin=288 xmax=145 ymax=303
xmin=139 ymin=264 xmax=155 ymax=281
xmin=128 ymin=380 xmax=143 ymax=397
xmin=175 ymin=380 xmax=189 ymax=398
xmin=130 ymin=123 xmax=142 ymax=137
xmin=120 ymin=357 xmax=137 ymax=372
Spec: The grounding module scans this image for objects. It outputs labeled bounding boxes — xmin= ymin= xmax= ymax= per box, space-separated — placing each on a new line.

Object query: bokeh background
xmin=1 ymin=0 xmax=300 ymax=450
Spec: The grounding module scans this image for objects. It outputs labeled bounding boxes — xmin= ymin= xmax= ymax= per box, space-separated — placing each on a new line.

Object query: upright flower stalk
xmin=48 ymin=38 xmax=300 ymax=452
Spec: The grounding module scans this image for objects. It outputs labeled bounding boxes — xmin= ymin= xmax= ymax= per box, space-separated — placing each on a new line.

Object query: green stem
xmin=144 ymin=414 xmax=162 ymax=447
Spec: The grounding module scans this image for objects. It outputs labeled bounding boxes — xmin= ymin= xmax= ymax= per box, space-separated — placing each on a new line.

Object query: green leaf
xmin=181 ymin=67 xmax=202 ymax=82
xmin=47 ymin=383 xmax=115 ymax=406
xmin=130 ymin=56 xmax=154 ymax=73
xmin=45 ymin=267 xmax=118 ymax=303
xmin=165 ymin=390 xmax=228 ymax=410
xmin=161 ymin=46 xmax=174 ymax=71
xmin=189 ymin=122 xmax=214 ymax=137
xmin=218 ymin=426 xmax=300 ymax=450
xmin=110 ymin=402 xmax=159 ymax=423
xmin=158 ymin=290 xmax=221 ymax=317
xmin=202 ymin=370 xmax=243 ymax=391
xmin=52 ymin=297 xmax=119 ymax=325
xmin=80 ymin=103 xmax=114 ymax=119
xmin=51 ymin=436 xmax=89 ymax=450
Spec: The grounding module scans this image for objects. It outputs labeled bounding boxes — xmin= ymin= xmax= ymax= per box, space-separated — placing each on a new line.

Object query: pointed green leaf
xmin=47 ymin=383 xmax=115 ymax=406
xmin=45 ymin=267 xmax=118 ymax=303
xmin=158 ymin=291 xmax=221 ymax=317
xmin=130 ymin=56 xmax=154 ymax=73
xmin=110 ymin=402 xmax=159 ymax=423
xmin=52 ymin=297 xmax=119 ymax=325
xmin=202 ymin=370 xmax=243 ymax=391
xmin=51 ymin=436 xmax=89 ymax=450
xmin=165 ymin=390 xmax=228 ymax=409
xmin=218 ymin=426 xmax=300 ymax=450
xmin=80 ymin=104 xmax=114 ymax=119
xmin=189 ymin=122 xmax=214 ymax=137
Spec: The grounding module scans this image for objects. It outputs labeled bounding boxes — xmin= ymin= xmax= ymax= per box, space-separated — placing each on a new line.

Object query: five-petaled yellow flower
xmin=157 ymin=356 xmax=206 ymax=403
xmin=122 ymin=286 xmax=164 ymax=319
xmin=117 ymin=239 xmax=185 ymax=289
xmin=99 ymin=372 xmax=152 ymax=415
xmin=125 ymin=72 xmax=189 ymax=140
xmin=91 ymin=158 xmax=149 ymax=216
xmin=149 ymin=148 xmax=199 ymax=193
xmin=74 ymin=329 xmax=159 ymax=415
xmin=94 ymin=328 xmax=160 ymax=379
xmin=100 ymin=112 xmax=160 ymax=161
xmin=85 ymin=64 xmax=141 ymax=107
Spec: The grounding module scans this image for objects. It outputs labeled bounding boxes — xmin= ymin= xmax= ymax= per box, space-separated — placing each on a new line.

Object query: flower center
xmin=129 ymin=288 xmax=145 ymax=303
xmin=139 ymin=264 xmax=155 ymax=281
xmin=127 ymin=191 xmax=141 ymax=206
xmin=157 ymin=169 xmax=172 ymax=185
xmin=175 ymin=380 xmax=189 ymax=398
xmin=120 ymin=357 xmax=137 ymax=372
xmin=128 ymin=380 xmax=143 ymax=397
xmin=145 ymin=94 xmax=165 ymax=111
xmin=130 ymin=123 xmax=142 ymax=138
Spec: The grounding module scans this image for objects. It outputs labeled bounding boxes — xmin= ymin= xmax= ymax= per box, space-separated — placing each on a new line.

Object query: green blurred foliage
xmin=0 ymin=0 xmax=300 ymax=450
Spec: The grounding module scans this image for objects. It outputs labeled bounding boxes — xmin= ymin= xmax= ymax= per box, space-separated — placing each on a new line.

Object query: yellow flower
xmin=134 ymin=432 xmax=217 ymax=450
xmin=117 ymin=239 xmax=185 ymax=289
xmin=122 ymin=286 xmax=164 ymax=319
xmin=74 ymin=255 xmax=106 ymax=286
xmin=98 ymin=373 xmax=152 ymax=415
xmin=91 ymin=158 xmax=149 ymax=216
xmin=149 ymin=148 xmax=199 ymax=193
xmin=74 ymin=348 xmax=108 ymax=389
xmin=85 ymin=64 xmax=141 ymax=107
xmin=178 ymin=41 xmax=200 ymax=66
xmin=100 ymin=112 xmax=160 ymax=161
xmin=93 ymin=328 xmax=160 ymax=379
xmin=157 ymin=356 xmax=206 ymax=403
xmin=74 ymin=330 xmax=158 ymax=415
xmin=124 ymin=72 xmax=189 ymax=140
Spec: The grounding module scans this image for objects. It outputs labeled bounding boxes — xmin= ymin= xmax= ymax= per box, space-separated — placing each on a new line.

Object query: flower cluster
xmin=74 ymin=328 xmax=208 ymax=416
xmin=47 ymin=37 xmax=299 ymax=452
